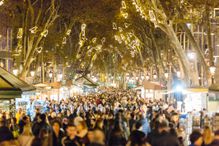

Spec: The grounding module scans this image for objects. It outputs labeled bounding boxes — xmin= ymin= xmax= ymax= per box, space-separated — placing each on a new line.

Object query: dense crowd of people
xmin=0 ymin=89 xmax=218 ymax=146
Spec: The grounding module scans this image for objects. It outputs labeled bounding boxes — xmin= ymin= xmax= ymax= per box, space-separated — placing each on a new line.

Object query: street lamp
xmin=164 ymin=71 xmax=169 ymax=79
xmin=136 ymin=76 xmax=139 ymax=80
xmin=177 ymin=71 xmax=181 ymax=78
xmin=0 ymin=61 xmax=4 ymax=67
xmin=209 ymin=65 xmax=216 ymax=75
xmin=0 ymin=0 xmax=4 ymax=6
xmin=13 ymin=69 xmax=19 ymax=76
xmin=153 ymin=73 xmax=157 ymax=80
xmin=58 ymin=73 xmax=63 ymax=81
xmin=92 ymin=76 xmax=98 ymax=82
xmin=141 ymin=75 xmax=145 ymax=80
xmin=187 ymin=52 xmax=196 ymax=60
xmin=49 ymin=71 xmax=53 ymax=82
xmin=30 ymin=71 xmax=35 ymax=77
xmin=146 ymin=73 xmax=150 ymax=80
xmin=210 ymin=64 xmax=216 ymax=84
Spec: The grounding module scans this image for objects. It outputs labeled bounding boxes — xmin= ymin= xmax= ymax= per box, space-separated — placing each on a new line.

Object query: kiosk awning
xmin=0 ymin=67 xmax=35 ymax=98
xmin=143 ymin=81 xmax=162 ymax=90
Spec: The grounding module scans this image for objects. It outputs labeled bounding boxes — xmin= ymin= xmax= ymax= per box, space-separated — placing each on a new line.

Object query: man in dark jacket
xmin=18 ymin=115 xmax=29 ymax=134
xmin=149 ymin=120 xmax=180 ymax=146
xmin=62 ymin=123 xmax=80 ymax=146
xmin=32 ymin=114 xmax=50 ymax=137
xmin=128 ymin=121 xmax=147 ymax=146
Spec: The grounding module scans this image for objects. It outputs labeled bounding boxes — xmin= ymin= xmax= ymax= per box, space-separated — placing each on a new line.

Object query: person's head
xmin=76 ymin=120 xmax=87 ymax=132
xmin=190 ymin=130 xmax=203 ymax=146
xmin=135 ymin=121 xmax=142 ymax=130
xmin=51 ymin=111 xmax=56 ymax=118
xmin=23 ymin=115 xmax=29 ymax=123
xmin=52 ymin=120 xmax=61 ymax=133
xmin=57 ymin=113 xmax=62 ymax=118
xmin=40 ymin=114 xmax=46 ymax=123
xmin=34 ymin=113 xmax=41 ymax=122
xmin=66 ymin=123 xmax=77 ymax=137
xmin=158 ymin=120 xmax=169 ymax=133
xmin=22 ymin=125 xmax=33 ymax=136
xmin=171 ymin=112 xmax=179 ymax=123
xmin=129 ymin=130 xmax=147 ymax=146
xmin=18 ymin=108 xmax=22 ymax=113
xmin=203 ymin=126 xmax=213 ymax=144
xmin=62 ymin=118 xmax=68 ymax=125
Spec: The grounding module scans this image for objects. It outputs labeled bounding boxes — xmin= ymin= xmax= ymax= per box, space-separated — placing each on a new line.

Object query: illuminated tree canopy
xmin=0 ymin=0 xmax=218 ymax=86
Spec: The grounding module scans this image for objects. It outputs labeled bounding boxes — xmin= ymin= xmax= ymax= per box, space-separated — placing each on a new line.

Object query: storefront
xmin=0 ymin=67 xmax=35 ymax=114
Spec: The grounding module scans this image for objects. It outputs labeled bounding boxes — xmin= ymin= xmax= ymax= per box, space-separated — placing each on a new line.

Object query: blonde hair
xmin=79 ymin=120 xmax=87 ymax=130
xmin=22 ymin=125 xmax=33 ymax=136
xmin=203 ymin=126 xmax=213 ymax=145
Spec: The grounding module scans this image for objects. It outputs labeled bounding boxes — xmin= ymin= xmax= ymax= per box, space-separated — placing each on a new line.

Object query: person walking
xmin=51 ymin=120 xmax=65 ymax=146
xmin=18 ymin=125 xmax=34 ymax=146
xmin=189 ymin=130 xmax=203 ymax=146
xmin=62 ymin=123 xmax=80 ymax=146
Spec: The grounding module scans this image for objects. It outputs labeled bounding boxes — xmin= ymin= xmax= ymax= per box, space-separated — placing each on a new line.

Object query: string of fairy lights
xmin=113 ymin=0 xmax=143 ymax=58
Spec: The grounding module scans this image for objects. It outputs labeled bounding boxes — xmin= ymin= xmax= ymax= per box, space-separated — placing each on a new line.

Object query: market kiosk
xmin=0 ymin=67 xmax=35 ymax=113
xmin=143 ymin=81 xmax=163 ymax=98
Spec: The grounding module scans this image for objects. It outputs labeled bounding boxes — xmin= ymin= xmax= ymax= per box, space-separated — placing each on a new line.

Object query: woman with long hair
xmin=203 ymin=126 xmax=213 ymax=145
xmin=18 ymin=125 xmax=34 ymax=146
xmin=108 ymin=120 xmax=127 ymax=146
xmin=76 ymin=120 xmax=89 ymax=146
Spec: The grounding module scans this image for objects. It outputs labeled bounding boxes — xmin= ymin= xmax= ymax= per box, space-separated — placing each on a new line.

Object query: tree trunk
xmin=206 ymin=14 xmax=214 ymax=65
xmin=149 ymin=26 xmax=165 ymax=73
xmin=164 ymin=23 xmax=199 ymax=85
xmin=180 ymin=23 xmax=208 ymax=70
xmin=19 ymin=0 xmax=58 ymax=79
xmin=147 ymin=0 xmax=198 ymax=85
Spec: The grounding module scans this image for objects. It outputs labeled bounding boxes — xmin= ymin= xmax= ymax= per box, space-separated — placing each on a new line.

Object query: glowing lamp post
xmin=177 ymin=71 xmax=181 ymax=78
xmin=146 ymin=75 xmax=150 ymax=80
xmin=141 ymin=76 xmax=145 ymax=80
xmin=210 ymin=65 xmax=216 ymax=84
xmin=164 ymin=72 xmax=169 ymax=79
xmin=58 ymin=73 xmax=63 ymax=81
xmin=0 ymin=61 xmax=4 ymax=67
xmin=0 ymin=0 xmax=4 ymax=6
xmin=92 ymin=76 xmax=98 ymax=82
xmin=210 ymin=65 xmax=216 ymax=75
xmin=49 ymin=71 xmax=53 ymax=82
xmin=30 ymin=71 xmax=35 ymax=77
xmin=13 ymin=69 xmax=19 ymax=76
xmin=153 ymin=73 xmax=157 ymax=80
xmin=135 ymin=76 xmax=139 ymax=80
